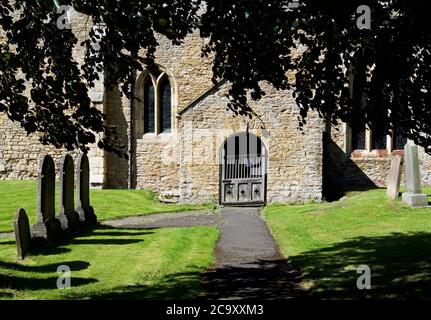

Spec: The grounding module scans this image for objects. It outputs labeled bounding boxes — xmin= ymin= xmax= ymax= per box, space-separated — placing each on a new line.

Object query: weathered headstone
xmin=58 ymin=154 xmax=81 ymax=233
xmin=31 ymin=155 xmax=62 ymax=242
xmin=14 ymin=208 xmax=31 ymax=259
xmin=386 ymin=155 xmax=403 ymax=199
xmin=76 ymin=154 xmax=97 ymax=225
xmin=402 ymin=141 xmax=428 ymax=207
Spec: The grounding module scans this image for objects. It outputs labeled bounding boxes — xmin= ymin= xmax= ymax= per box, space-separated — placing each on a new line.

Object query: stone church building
xmin=1 ymin=10 xmax=431 ymax=205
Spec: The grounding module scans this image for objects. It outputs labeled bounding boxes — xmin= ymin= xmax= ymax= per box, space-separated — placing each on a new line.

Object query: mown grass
xmin=265 ymin=188 xmax=431 ymax=299
xmin=0 ymin=180 xmax=207 ymax=233
xmin=0 ymin=225 xmax=219 ymax=299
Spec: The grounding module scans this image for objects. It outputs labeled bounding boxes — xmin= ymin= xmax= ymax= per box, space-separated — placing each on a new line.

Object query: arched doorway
xmin=220 ymin=132 xmax=267 ymax=205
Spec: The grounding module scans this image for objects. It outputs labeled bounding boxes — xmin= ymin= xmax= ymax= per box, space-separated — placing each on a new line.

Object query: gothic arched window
xmin=135 ymin=68 xmax=174 ymax=137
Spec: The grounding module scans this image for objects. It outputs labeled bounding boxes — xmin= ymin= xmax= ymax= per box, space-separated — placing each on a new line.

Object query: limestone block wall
xmin=103 ymin=87 xmax=128 ymax=188
xmin=0 ymin=9 xmax=105 ymax=185
xmin=134 ymin=135 xmax=180 ymax=196
xmin=178 ymin=82 xmax=325 ymax=204
xmin=325 ymin=124 xmax=431 ymax=190
xmin=151 ymin=33 xmax=214 ymax=112
xmin=105 ymin=32 xmax=215 ymax=193
xmin=0 ymin=113 xmax=81 ymax=179
xmin=417 ymin=147 xmax=431 ymax=185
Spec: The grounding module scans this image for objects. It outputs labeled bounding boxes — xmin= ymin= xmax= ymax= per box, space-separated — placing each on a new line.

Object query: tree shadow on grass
xmin=88 ymin=222 xmax=160 ymax=232
xmin=71 ymin=238 xmax=144 ymax=245
xmin=0 ymin=274 xmax=97 ymax=291
xmin=87 ymin=231 xmax=154 ymax=237
xmin=84 ymin=223 xmax=158 ymax=236
xmin=69 ymin=225 xmax=154 ymax=245
xmin=200 ymin=259 xmax=308 ymax=300
xmin=0 ymin=260 xmax=96 ymax=292
xmin=64 ymin=269 xmax=207 ymax=300
xmin=28 ymin=225 xmax=154 ymax=257
xmin=290 ymin=232 xmax=431 ymax=299
xmin=0 ymin=292 xmax=14 ymax=298
xmin=31 ymin=246 xmax=72 ymax=256
xmin=0 ymin=241 xmax=16 ymax=246
xmin=0 ymin=260 xmax=90 ymax=273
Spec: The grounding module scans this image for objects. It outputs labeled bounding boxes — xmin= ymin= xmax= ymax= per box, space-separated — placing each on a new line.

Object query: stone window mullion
xmin=170 ymin=84 xmax=174 ymax=134
xmin=344 ymin=123 xmax=352 ymax=155
xmin=154 ymin=78 xmax=160 ymax=135
xmin=387 ymin=129 xmax=393 ymax=153
xmin=139 ymin=80 xmax=145 ymax=136
xmin=365 ymin=125 xmax=372 ymax=152
xmin=143 ymin=74 xmax=156 ymax=135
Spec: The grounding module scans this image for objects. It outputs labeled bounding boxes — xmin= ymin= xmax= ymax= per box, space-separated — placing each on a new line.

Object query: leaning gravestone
xmin=387 ymin=155 xmax=403 ymax=199
xmin=76 ymin=154 xmax=97 ymax=225
xmin=58 ymin=154 xmax=81 ymax=233
xmin=14 ymin=208 xmax=31 ymax=259
xmin=31 ymin=155 xmax=62 ymax=242
xmin=402 ymin=141 xmax=428 ymax=207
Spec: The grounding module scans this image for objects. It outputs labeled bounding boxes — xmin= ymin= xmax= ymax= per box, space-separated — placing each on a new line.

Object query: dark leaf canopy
xmin=1 ymin=0 xmax=431 ymax=154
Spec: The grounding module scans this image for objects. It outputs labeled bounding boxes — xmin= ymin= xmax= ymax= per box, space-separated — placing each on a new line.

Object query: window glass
xmin=143 ymin=78 xmax=155 ymax=133
xmin=159 ymin=77 xmax=171 ymax=133
xmin=393 ymin=128 xmax=407 ymax=150
xmin=372 ymin=129 xmax=387 ymax=150
xmin=352 ymin=126 xmax=366 ymax=150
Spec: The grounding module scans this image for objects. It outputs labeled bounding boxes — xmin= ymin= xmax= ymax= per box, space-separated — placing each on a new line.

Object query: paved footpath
xmin=202 ymin=207 xmax=306 ymax=299
xmin=101 ymin=210 xmax=222 ymax=229
xmin=213 ymin=207 xmax=280 ymax=267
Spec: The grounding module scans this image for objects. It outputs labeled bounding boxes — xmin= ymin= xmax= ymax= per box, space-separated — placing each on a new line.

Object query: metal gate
xmin=220 ymin=133 xmax=267 ymax=205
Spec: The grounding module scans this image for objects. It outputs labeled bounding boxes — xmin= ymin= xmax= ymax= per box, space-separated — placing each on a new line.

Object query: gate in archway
xmin=220 ymin=132 xmax=267 ymax=205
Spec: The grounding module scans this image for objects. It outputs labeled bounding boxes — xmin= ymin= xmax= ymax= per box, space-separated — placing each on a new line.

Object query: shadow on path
xmin=201 ymin=259 xmax=307 ymax=299
xmin=202 ymin=207 xmax=308 ymax=299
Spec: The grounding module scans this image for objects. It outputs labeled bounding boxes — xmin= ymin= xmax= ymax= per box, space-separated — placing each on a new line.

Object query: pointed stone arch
xmin=134 ymin=65 xmax=178 ymax=137
xmin=219 ymin=132 xmax=268 ymax=205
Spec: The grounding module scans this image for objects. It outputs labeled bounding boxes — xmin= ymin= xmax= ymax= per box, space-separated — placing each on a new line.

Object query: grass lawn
xmin=265 ymin=188 xmax=431 ymax=299
xmin=0 ymin=180 xmax=207 ymax=233
xmin=0 ymin=225 xmax=218 ymax=299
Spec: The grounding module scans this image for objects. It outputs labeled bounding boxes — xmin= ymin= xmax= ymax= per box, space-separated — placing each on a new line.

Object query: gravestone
xmin=402 ymin=142 xmax=428 ymax=207
xmin=76 ymin=154 xmax=97 ymax=225
xmin=14 ymin=208 xmax=31 ymax=259
xmin=31 ymin=155 xmax=62 ymax=242
xmin=58 ymin=154 xmax=81 ymax=233
xmin=386 ymin=155 xmax=403 ymax=199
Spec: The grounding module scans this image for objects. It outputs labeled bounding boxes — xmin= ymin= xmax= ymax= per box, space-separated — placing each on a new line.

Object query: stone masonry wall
xmin=325 ymin=124 xmax=431 ymax=192
xmin=8 ymin=6 xmax=427 ymax=203
xmin=104 ymin=32 xmax=216 ymax=194
xmin=0 ymin=8 xmax=105 ymax=185
xmin=178 ymin=82 xmax=325 ymax=204
xmin=2 ymin=15 xmax=215 ymax=190
xmin=132 ymin=34 xmax=213 ymax=195
xmin=104 ymin=87 xmax=129 ymax=189
xmin=0 ymin=114 xmax=80 ymax=179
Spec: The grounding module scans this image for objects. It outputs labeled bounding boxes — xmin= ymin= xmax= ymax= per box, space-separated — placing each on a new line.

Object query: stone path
xmin=212 ymin=207 xmax=280 ymax=267
xmin=101 ymin=209 xmax=222 ymax=229
xmin=201 ymin=207 xmax=306 ymax=299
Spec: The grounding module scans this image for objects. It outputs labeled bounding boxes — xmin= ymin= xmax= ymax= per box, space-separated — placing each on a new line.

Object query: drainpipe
xmin=128 ymin=71 xmax=136 ymax=189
